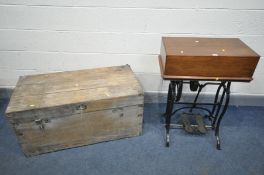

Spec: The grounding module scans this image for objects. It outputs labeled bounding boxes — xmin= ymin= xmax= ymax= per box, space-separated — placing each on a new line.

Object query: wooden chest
xmin=5 ymin=65 xmax=144 ymax=156
xmin=160 ymin=37 xmax=260 ymax=81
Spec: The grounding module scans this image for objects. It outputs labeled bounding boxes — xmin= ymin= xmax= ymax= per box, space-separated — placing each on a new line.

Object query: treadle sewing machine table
xmin=159 ymin=37 xmax=260 ymax=149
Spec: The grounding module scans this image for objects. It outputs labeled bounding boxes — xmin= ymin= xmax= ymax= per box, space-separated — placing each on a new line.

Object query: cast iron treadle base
xmin=164 ymin=80 xmax=231 ymax=150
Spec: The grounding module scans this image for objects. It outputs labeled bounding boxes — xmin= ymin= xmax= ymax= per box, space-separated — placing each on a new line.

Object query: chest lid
xmin=6 ymin=65 xmax=143 ymax=118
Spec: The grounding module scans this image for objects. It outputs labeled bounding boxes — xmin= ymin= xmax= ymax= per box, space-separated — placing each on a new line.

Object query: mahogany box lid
xmin=159 ymin=37 xmax=260 ymax=81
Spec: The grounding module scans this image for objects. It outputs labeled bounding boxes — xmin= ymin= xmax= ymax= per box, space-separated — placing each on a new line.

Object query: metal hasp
xmin=164 ymin=80 xmax=231 ymax=150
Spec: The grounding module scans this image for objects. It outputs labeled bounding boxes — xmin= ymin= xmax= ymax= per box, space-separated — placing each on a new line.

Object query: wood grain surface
xmin=5 ymin=65 xmax=144 ymax=156
xmin=160 ymin=37 xmax=260 ymax=81
xmin=6 ymin=65 xmax=143 ymax=113
xmin=15 ymin=105 xmax=143 ymax=156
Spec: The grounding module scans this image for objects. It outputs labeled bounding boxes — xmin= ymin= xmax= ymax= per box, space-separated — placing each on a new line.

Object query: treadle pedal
xmin=180 ymin=113 xmax=207 ymax=134
xmin=195 ymin=115 xmax=207 ymax=134
xmin=181 ymin=114 xmax=193 ymax=133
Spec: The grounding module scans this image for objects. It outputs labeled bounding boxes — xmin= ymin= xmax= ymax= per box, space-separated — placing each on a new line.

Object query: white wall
xmin=0 ymin=0 xmax=264 ymax=96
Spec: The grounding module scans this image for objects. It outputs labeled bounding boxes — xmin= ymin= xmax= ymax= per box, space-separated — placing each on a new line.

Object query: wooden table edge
xmin=158 ymin=55 xmax=252 ymax=82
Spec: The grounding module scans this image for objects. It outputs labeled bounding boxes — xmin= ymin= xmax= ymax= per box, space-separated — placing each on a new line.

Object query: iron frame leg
xmin=163 ymin=80 xmax=231 ymax=150
xmin=165 ymin=81 xmax=182 ymax=147
xmin=214 ymin=82 xmax=231 ymax=150
xmin=165 ymin=81 xmax=176 ymax=147
xmin=210 ymin=83 xmax=225 ymax=126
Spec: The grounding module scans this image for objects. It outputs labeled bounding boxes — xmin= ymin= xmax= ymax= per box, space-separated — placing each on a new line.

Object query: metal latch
xmin=35 ymin=118 xmax=49 ymax=130
xmin=76 ymin=104 xmax=87 ymax=111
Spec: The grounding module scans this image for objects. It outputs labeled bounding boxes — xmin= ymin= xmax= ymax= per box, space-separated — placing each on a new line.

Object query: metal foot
xmin=216 ymin=136 xmax=221 ymax=150
xmin=166 ymin=134 xmax=170 ymax=147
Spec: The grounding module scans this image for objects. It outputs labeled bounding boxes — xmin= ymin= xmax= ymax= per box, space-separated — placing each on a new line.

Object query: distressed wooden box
xmin=5 ymin=65 xmax=144 ymax=156
xmin=160 ymin=37 xmax=260 ymax=81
